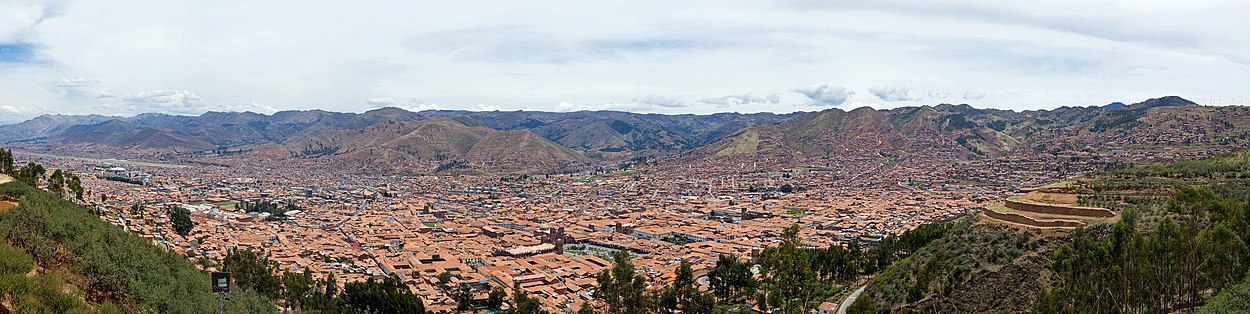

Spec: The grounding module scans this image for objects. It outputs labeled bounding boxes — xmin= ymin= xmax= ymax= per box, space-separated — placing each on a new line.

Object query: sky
xmin=1 ymin=0 xmax=1248 ymax=121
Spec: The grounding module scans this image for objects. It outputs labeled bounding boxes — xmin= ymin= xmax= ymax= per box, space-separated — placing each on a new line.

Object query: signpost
xmin=211 ymin=272 xmax=231 ymax=314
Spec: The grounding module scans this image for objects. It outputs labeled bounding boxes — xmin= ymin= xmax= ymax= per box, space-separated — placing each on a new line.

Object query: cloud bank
xmin=0 ymin=0 xmax=1247 ymax=119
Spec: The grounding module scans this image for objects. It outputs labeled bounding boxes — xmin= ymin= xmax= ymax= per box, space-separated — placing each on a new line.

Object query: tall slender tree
xmin=757 ymin=224 xmax=818 ymax=313
xmin=596 ymin=250 xmax=650 ymax=314
xmin=0 ymin=148 xmax=15 ymax=175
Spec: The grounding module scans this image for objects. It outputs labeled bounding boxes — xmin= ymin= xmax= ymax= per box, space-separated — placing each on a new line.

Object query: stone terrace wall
xmin=1005 ymin=199 xmax=1115 ymax=218
xmin=984 ymin=209 xmax=1086 ymax=229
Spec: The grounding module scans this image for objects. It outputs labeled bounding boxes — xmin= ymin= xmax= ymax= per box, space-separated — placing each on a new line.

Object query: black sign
xmin=211 ymin=272 xmax=231 ymax=293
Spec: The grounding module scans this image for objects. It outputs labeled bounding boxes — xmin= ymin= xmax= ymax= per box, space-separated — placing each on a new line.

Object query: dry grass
xmin=1020 ymin=191 xmax=1078 ymax=205
xmin=0 ymin=200 xmax=17 ymax=213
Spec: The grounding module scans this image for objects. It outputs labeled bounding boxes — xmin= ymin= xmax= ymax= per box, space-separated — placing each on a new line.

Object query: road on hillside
xmin=838 ymin=285 xmax=867 ymax=314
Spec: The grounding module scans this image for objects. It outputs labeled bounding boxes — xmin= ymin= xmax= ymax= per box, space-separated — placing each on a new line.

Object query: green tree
xmin=437 ymin=270 xmax=454 ymax=290
xmin=67 ymin=173 xmax=84 ymax=200
xmin=282 ymin=268 xmax=316 ymax=311
xmin=511 ymin=281 xmax=549 ymax=314
xmin=595 ymin=250 xmax=650 ymax=314
xmin=47 ymin=169 xmax=65 ymax=195
xmin=1202 ymin=275 xmax=1250 ymax=313
xmin=339 ymin=274 xmax=426 ymax=314
xmin=14 ymin=161 xmax=45 ymax=187
xmin=576 ymin=303 xmax=597 ymax=314
xmin=846 ymin=296 xmax=883 ymax=314
xmin=167 ymin=206 xmax=195 ymax=237
xmin=0 ymin=147 xmax=14 ymax=175
xmin=223 ymin=249 xmax=283 ymax=298
xmin=0 ymin=175 xmax=278 ymax=313
xmin=455 ymin=283 xmax=474 ymax=311
xmin=757 ymin=224 xmax=818 ymax=313
xmin=707 ymin=254 xmax=755 ymax=304
xmin=779 ymin=184 xmax=794 ymax=193
xmin=656 ymin=261 xmax=699 ymax=313
xmin=303 ymin=272 xmax=340 ymax=313
xmin=486 ymin=285 xmax=507 ymax=311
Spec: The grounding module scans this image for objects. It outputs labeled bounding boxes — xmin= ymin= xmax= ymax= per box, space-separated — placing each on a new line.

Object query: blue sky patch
xmin=0 ymin=43 xmax=36 ymax=63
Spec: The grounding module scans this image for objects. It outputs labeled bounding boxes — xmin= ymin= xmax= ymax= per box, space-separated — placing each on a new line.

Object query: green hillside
xmin=849 ymin=149 xmax=1250 ymax=313
xmin=0 ymin=180 xmax=274 ymax=313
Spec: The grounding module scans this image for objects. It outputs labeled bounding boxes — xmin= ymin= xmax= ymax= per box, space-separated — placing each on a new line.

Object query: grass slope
xmin=0 ymin=181 xmax=274 ymax=313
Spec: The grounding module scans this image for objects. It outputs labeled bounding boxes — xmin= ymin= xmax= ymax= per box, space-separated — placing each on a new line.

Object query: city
xmin=2 ymin=1 xmax=1250 ymax=313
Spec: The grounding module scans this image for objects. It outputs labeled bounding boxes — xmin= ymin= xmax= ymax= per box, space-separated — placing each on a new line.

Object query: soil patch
xmin=0 ymin=200 xmax=17 ymax=212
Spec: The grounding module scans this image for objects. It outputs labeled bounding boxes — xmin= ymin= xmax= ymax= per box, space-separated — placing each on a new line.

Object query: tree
xmin=0 ymin=148 xmax=14 ymax=175
xmin=14 ymin=162 xmax=45 ymax=187
xmin=1038 ymin=186 xmax=1250 ymax=312
xmin=595 ymin=251 xmax=650 ymax=314
xmin=455 ymin=283 xmax=474 ymax=311
xmin=282 ymin=268 xmax=316 ymax=311
xmin=576 ymin=304 xmax=597 ymax=314
xmin=757 ymin=224 xmax=818 ymax=313
xmin=223 ymin=249 xmax=283 ymax=298
xmin=167 ymin=206 xmax=194 ymax=237
xmin=511 ymin=281 xmax=548 ymax=314
xmin=339 ymin=274 xmax=426 ymax=314
xmin=67 ymin=174 xmax=84 ymax=200
xmin=303 ymin=271 xmax=340 ymax=313
xmin=779 ymin=184 xmax=794 ymax=193
xmin=0 ymin=176 xmax=279 ymax=313
xmin=437 ymin=270 xmax=454 ymax=290
xmin=1202 ymin=276 xmax=1250 ymax=314
xmin=707 ymin=254 xmax=756 ymax=305
xmin=656 ymin=261 xmax=698 ymax=313
xmin=846 ymin=296 xmax=883 ymax=314
xmin=47 ymin=169 xmax=65 ymax=195
xmin=326 ymin=272 xmax=340 ymax=296
xmin=486 ymin=285 xmax=506 ymax=311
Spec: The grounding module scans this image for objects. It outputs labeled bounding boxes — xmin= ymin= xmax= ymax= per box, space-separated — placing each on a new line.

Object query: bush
xmin=0 ymin=180 xmax=276 ymax=313
xmin=0 ymin=241 xmax=35 ymax=275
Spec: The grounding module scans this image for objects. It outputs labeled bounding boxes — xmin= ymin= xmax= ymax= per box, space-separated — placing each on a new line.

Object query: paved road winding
xmin=838 ymin=285 xmax=867 ymax=314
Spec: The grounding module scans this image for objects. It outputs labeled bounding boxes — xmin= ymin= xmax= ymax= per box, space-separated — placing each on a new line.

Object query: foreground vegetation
xmin=851 ymin=149 xmax=1250 ymax=313
xmin=577 ymin=220 xmax=956 ymax=313
xmin=0 ymin=177 xmax=275 ymax=313
xmin=0 ymin=154 xmax=441 ymax=313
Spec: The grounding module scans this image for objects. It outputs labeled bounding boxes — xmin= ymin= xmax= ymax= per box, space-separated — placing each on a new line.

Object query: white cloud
xmin=632 ymin=95 xmax=687 ymax=108
xmin=57 ymin=77 xmax=97 ymax=87
xmin=251 ymin=101 xmax=278 ymax=114
xmin=0 ymin=1 xmax=54 ymax=43
xmin=963 ymin=91 xmax=987 ymax=100
xmin=869 ymin=86 xmax=916 ymax=102
xmin=556 ymin=101 xmax=654 ymax=112
xmin=700 ymin=93 xmax=781 ymax=107
xmin=1 ymin=104 xmax=34 ymax=114
xmin=0 ymin=1 xmax=1246 ymax=115
xmin=110 ymin=89 xmax=205 ymax=114
xmin=794 ymin=83 xmax=854 ymax=106
xmin=367 ymin=97 xmax=443 ymax=112
xmin=95 ymin=89 xmax=278 ymax=116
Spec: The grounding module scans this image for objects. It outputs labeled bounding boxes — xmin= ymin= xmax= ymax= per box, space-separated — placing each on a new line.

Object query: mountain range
xmin=4 ymin=96 xmax=1248 ymax=173
xmin=701 ymin=95 xmax=1250 ymax=160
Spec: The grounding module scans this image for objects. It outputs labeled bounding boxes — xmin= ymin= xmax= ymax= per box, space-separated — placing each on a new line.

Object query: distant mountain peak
xmin=362 ymin=107 xmax=414 ymax=115
xmin=849 ymin=106 xmax=877 ymax=113
xmin=1128 ymin=96 xmax=1196 ymax=109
